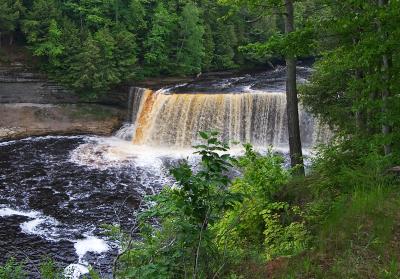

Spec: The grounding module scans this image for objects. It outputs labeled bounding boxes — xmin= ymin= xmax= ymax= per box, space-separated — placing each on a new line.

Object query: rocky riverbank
xmin=0 ymin=65 xmax=126 ymax=141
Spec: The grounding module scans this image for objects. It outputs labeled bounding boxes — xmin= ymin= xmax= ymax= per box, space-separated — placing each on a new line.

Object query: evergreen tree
xmin=71 ymin=28 xmax=120 ymax=96
xmin=21 ymin=0 xmax=60 ymax=46
xmin=71 ymin=34 xmax=102 ymax=95
xmin=212 ymin=22 xmax=237 ymax=69
xmin=113 ymin=26 xmax=138 ymax=79
xmin=175 ymin=2 xmax=205 ymax=75
xmin=143 ymin=2 xmax=176 ymax=75
xmin=0 ymin=0 xmax=24 ymax=47
xmin=93 ymin=27 xmax=120 ymax=90
xmin=125 ymin=0 xmax=147 ymax=35
xmin=202 ymin=24 xmax=215 ymax=71
xmin=31 ymin=19 xmax=64 ymax=67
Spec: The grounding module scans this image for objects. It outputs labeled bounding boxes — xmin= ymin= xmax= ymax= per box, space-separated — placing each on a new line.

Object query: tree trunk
xmin=115 ymin=0 xmax=119 ymax=24
xmin=378 ymin=0 xmax=392 ymax=156
xmin=0 ymin=32 xmax=2 ymax=48
xmin=352 ymin=38 xmax=366 ymax=133
xmin=381 ymin=54 xmax=392 ymax=155
xmin=284 ymin=0 xmax=305 ymax=175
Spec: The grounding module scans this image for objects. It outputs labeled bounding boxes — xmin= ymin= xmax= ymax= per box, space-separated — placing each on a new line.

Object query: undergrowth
xmin=269 ymin=139 xmax=400 ymax=279
xmin=113 ymin=134 xmax=400 ymax=278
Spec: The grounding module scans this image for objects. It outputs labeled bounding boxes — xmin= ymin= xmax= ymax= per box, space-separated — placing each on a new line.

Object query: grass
xmin=271 ymin=183 xmax=400 ymax=279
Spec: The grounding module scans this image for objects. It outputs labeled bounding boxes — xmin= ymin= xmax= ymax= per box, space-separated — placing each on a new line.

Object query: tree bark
xmin=378 ymin=0 xmax=392 ymax=156
xmin=284 ymin=0 xmax=305 ymax=175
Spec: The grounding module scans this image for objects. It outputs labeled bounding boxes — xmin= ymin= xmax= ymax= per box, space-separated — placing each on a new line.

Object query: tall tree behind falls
xmin=220 ymin=0 xmax=305 ymax=175
xmin=284 ymin=0 xmax=304 ymax=175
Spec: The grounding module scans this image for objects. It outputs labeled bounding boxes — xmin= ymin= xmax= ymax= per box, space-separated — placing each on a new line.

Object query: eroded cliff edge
xmin=0 ymin=65 xmax=127 ymax=140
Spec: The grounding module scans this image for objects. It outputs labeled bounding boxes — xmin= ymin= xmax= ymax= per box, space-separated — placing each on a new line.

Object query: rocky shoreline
xmin=0 ymin=65 xmax=127 ymax=141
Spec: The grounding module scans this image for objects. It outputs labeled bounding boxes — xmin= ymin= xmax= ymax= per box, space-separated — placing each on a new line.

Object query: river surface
xmin=0 ymin=135 xmax=177 ymax=278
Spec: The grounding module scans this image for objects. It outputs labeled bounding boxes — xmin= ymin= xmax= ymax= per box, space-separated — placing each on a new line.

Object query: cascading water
xmin=124 ymin=88 xmax=329 ymax=150
xmin=114 ymin=88 xmax=151 ymax=141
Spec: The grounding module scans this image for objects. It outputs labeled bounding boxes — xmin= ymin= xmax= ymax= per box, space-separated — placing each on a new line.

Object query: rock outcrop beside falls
xmin=0 ymin=65 xmax=126 ymax=140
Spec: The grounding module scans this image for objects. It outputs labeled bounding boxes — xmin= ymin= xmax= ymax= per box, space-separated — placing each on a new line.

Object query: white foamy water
xmin=0 ymin=206 xmax=111 ymax=276
xmin=69 ymin=136 xmax=192 ymax=170
xmin=64 ymin=264 xmax=89 ymax=279
xmin=0 ymin=207 xmax=61 ymax=240
xmin=20 ymin=218 xmax=47 ymax=235
xmin=69 ymin=135 xmax=315 ymax=170
xmin=62 ymin=235 xmax=110 ymax=279
xmin=74 ymin=235 xmax=110 ymax=261
xmin=0 ymin=207 xmax=39 ymax=218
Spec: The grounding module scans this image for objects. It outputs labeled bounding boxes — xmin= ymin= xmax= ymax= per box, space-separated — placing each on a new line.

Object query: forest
xmin=1 ymin=0 xmax=400 ymax=278
xmin=1 ymin=0 xmax=282 ymax=96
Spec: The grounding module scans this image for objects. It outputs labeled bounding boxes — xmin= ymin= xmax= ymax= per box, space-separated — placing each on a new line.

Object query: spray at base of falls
xmin=125 ymin=87 xmax=330 ymax=149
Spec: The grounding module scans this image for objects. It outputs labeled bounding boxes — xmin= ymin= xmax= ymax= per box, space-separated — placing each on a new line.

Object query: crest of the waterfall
xmin=155 ymin=83 xmax=188 ymax=95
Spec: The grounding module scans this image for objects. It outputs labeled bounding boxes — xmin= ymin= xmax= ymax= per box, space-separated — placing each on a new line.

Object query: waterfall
xmin=127 ymin=87 xmax=150 ymax=124
xmin=126 ymin=88 xmax=330 ymax=149
xmin=115 ymin=87 xmax=150 ymax=141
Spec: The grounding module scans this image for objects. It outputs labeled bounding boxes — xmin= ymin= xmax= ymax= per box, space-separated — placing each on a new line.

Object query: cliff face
xmin=0 ymin=65 xmax=127 ymax=140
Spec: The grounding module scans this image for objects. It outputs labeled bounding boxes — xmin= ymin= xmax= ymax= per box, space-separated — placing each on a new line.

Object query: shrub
xmin=0 ymin=258 xmax=26 ymax=279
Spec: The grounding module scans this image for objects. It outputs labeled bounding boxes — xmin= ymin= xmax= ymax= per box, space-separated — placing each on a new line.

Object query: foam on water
xmin=0 ymin=207 xmax=75 ymax=241
xmin=0 ymin=206 xmax=110 ymax=271
xmin=20 ymin=218 xmax=47 ymax=234
xmin=64 ymin=264 xmax=89 ymax=279
xmin=69 ymin=136 xmax=191 ymax=170
xmin=74 ymin=235 xmax=110 ymax=262
xmin=69 ymin=135 xmax=314 ymax=169
xmin=0 ymin=207 xmax=40 ymax=218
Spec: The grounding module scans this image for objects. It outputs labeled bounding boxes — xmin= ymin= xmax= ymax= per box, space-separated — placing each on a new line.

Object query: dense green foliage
xmin=113 ymin=133 xmax=309 ymax=278
xmin=0 ymin=0 xmax=282 ymax=96
xmin=300 ymin=0 xmax=400 ymax=157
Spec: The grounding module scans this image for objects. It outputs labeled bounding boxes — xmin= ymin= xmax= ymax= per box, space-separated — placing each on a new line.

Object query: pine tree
xmin=21 ymin=0 xmax=60 ymax=46
xmin=31 ymin=20 xmax=64 ymax=67
xmin=202 ymin=24 xmax=215 ymax=71
xmin=0 ymin=0 xmax=24 ymax=47
xmin=175 ymin=2 xmax=205 ymax=75
xmin=71 ymin=34 xmax=102 ymax=95
xmin=212 ymin=22 xmax=237 ymax=69
xmin=71 ymin=29 xmax=120 ymax=96
xmin=114 ymin=26 xmax=138 ymax=79
xmin=143 ymin=3 xmax=176 ymax=75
